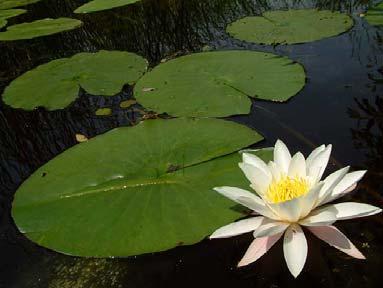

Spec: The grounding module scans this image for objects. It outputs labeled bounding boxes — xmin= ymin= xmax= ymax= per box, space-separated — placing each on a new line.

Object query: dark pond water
xmin=1 ymin=0 xmax=383 ymax=287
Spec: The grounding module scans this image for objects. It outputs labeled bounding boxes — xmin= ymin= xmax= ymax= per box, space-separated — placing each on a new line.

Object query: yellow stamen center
xmin=266 ymin=176 xmax=310 ymax=203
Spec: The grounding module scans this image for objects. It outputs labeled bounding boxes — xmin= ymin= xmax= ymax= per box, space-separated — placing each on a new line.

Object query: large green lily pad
xmin=2 ymin=50 xmax=148 ymax=110
xmin=0 ymin=18 xmax=82 ymax=41
xmin=12 ymin=118 xmax=266 ymax=257
xmin=134 ymin=50 xmax=305 ymax=117
xmin=0 ymin=8 xmax=25 ymax=28
xmin=365 ymin=2 xmax=383 ymax=26
xmin=74 ymin=0 xmax=140 ymax=14
xmin=227 ymin=9 xmax=353 ymax=45
xmin=0 ymin=0 xmax=40 ymax=9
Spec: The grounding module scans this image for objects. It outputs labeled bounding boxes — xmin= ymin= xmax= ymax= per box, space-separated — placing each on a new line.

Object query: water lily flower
xmin=210 ymin=140 xmax=382 ymax=278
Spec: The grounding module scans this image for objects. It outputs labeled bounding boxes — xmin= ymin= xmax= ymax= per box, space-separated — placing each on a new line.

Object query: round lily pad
xmin=365 ymin=2 xmax=383 ymax=26
xmin=12 ymin=118 xmax=266 ymax=257
xmin=74 ymin=0 xmax=140 ymax=14
xmin=134 ymin=50 xmax=305 ymax=117
xmin=0 ymin=18 xmax=82 ymax=41
xmin=227 ymin=9 xmax=353 ymax=45
xmin=0 ymin=9 xmax=26 ymax=29
xmin=2 ymin=50 xmax=148 ymax=110
xmin=0 ymin=0 xmax=41 ymax=10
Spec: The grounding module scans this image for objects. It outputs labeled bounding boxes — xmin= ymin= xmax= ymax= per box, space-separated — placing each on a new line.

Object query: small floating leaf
xmin=74 ymin=0 xmax=140 ymax=14
xmin=2 ymin=50 xmax=148 ymax=110
xmin=95 ymin=107 xmax=112 ymax=116
xmin=365 ymin=2 xmax=383 ymax=26
xmin=119 ymin=99 xmax=136 ymax=109
xmin=134 ymin=50 xmax=305 ymax=117
xmin=12 ymin=118 xmax=265 ymax=257
xmin=227 ymin=9 xmax=353 ymax=45
xmin=0 ymin=18 xmax=82 ymax=41
xmin=75 ymin=134 xmax=88 ymax=143
xmin=0 ymin=9 xmax=26 ymax=29
xmin=0 ymin=0 xmax=41 ymax=9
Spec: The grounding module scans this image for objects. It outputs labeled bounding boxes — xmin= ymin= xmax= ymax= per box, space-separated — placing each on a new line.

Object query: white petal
xmin=268 ymin=199 xmax=301 ymax=222
xmin=253 ymin=219 xmax=289 ymax=238
xmin=210 ymin=217 xmax=264 ymax=239
xmin=213 ymin=187 xmax=280 ymax=220
xmin=308 ymin=226 xmax=365 ymax=259
xmin=324 ymin=202 xmax=382 ymax=220
xmin=288 ymin=152 xmax=306 ymax=178
xmin=239 ymin=163 xmax=271 ymax=193
xmin=268 ymin=161 xmax=282 ymax=182
xmin=306 ymin=144 xmax=325 ymax=168
xmin=299 ymin=208 xmax=337 ymax=226
xmin=283 ymin=224 xmax=308 ymax=278
xmin=238 ymin=233 xmax=283 ymax=267
xmin=238 ymin=197 xmax=281 ymax=220
xmin=316 ymin=167 xmax=350 ymax=206
xmin=242 ymin=153 xmax=271 ymax=178
xmin=298 ymin=182 xmax=324 ymax=219
xmin=274 ymin=140 xmax=291 ymax=174
xmin=307 ymin=145 xmax=332 ymax=182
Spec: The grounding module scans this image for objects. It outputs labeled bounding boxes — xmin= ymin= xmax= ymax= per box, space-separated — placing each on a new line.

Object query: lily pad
xmin=2 ymin=50 xmax=148 ymax=110
xmin=227 ymin=9 xmax=353 ymax=45
xmin=0 ymin=0 xmax=41 ymax=10
xmin=12 ymin=118 xmax=266 ymax=257
xmin=0 ymin=9 xmax=26 ymax=29
xmin=0 ymin=18 xmax=82 ymax=41
xmin=134 ymin=50 xmax=305 ymax=117
xmin=365 ymin=2 xmax=383 ymax=26
xmin=74 ymin=0 xmax=140 ymax=14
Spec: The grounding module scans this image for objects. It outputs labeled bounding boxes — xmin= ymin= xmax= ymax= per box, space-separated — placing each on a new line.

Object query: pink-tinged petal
xmin=321 ymin=171 xmax=367 ymax=205
xmin=299 ymin=209 xmax=337 ymax=226
xmin=283 ymin=224 xmax=308 ymax=278
xmin=307 ymin=145 xmax=332 ymax=183
xmin=329 ymin=202 xmax=382 ymax=220
xmin=237 ymin=233 xmax=283 ymax=267
xmin=210 ymin=217 xmax=264 ymax=239
xmin=274 ymin=140 xmax=292 ymax=174
xmin=238 ymin=163 xmax=271 ymax=193
xmin=242 ymin=153 xmax=271 ymax=178
xmin=253 ymin=219 xmax=289 ymax=238
xmin=308 ymin=226 xmax=365 ymax=259
xmin=288 ymin=152 xmax=306 ymax=178
xmin=316 ymin=167 xmax=350 ymax=206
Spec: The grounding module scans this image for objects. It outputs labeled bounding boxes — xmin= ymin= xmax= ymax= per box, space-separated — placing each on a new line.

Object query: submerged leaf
xmin=365 ymin=2 xmax=383 ymax=26
xmin=95 ymin=107 xmax=112 ymax=116
xmin=2 ymin=50 xmax=148 ymax=110
xmin=74 ymin=0 xmax=140 ymax=14
xmin=0 ymin=9 xmax=26 ymax=29
xmin=12 ymin=118 xmax=266 ymax=257
xmin=227 ymin=9 xmax=353 ymax=45
xmin=0 ymin=18 xmax=82 ymax=41
xmin=134 ymin=50 xmax=305 ymax=117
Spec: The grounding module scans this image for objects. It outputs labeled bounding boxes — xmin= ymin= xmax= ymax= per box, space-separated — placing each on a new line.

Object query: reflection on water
xmin=0 ymin=0 xmax=383 ymax=287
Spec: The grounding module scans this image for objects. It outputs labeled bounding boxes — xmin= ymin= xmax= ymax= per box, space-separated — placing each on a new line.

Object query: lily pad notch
xmin=2 ymin=50 xmax=148 ymax=110
xmin=12 ymin=117 xmax=268 ymax=257
xmin=227 ymin=9 xmax=354 ymax=45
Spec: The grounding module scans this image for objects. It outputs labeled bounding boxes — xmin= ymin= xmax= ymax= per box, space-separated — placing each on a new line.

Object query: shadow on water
xmin=1 ymin=0 xmax=383 ymax=287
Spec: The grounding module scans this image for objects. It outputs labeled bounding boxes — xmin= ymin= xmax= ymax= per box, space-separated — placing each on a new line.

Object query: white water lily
xmin=210 ymin=140 xmax=382 ymax=278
